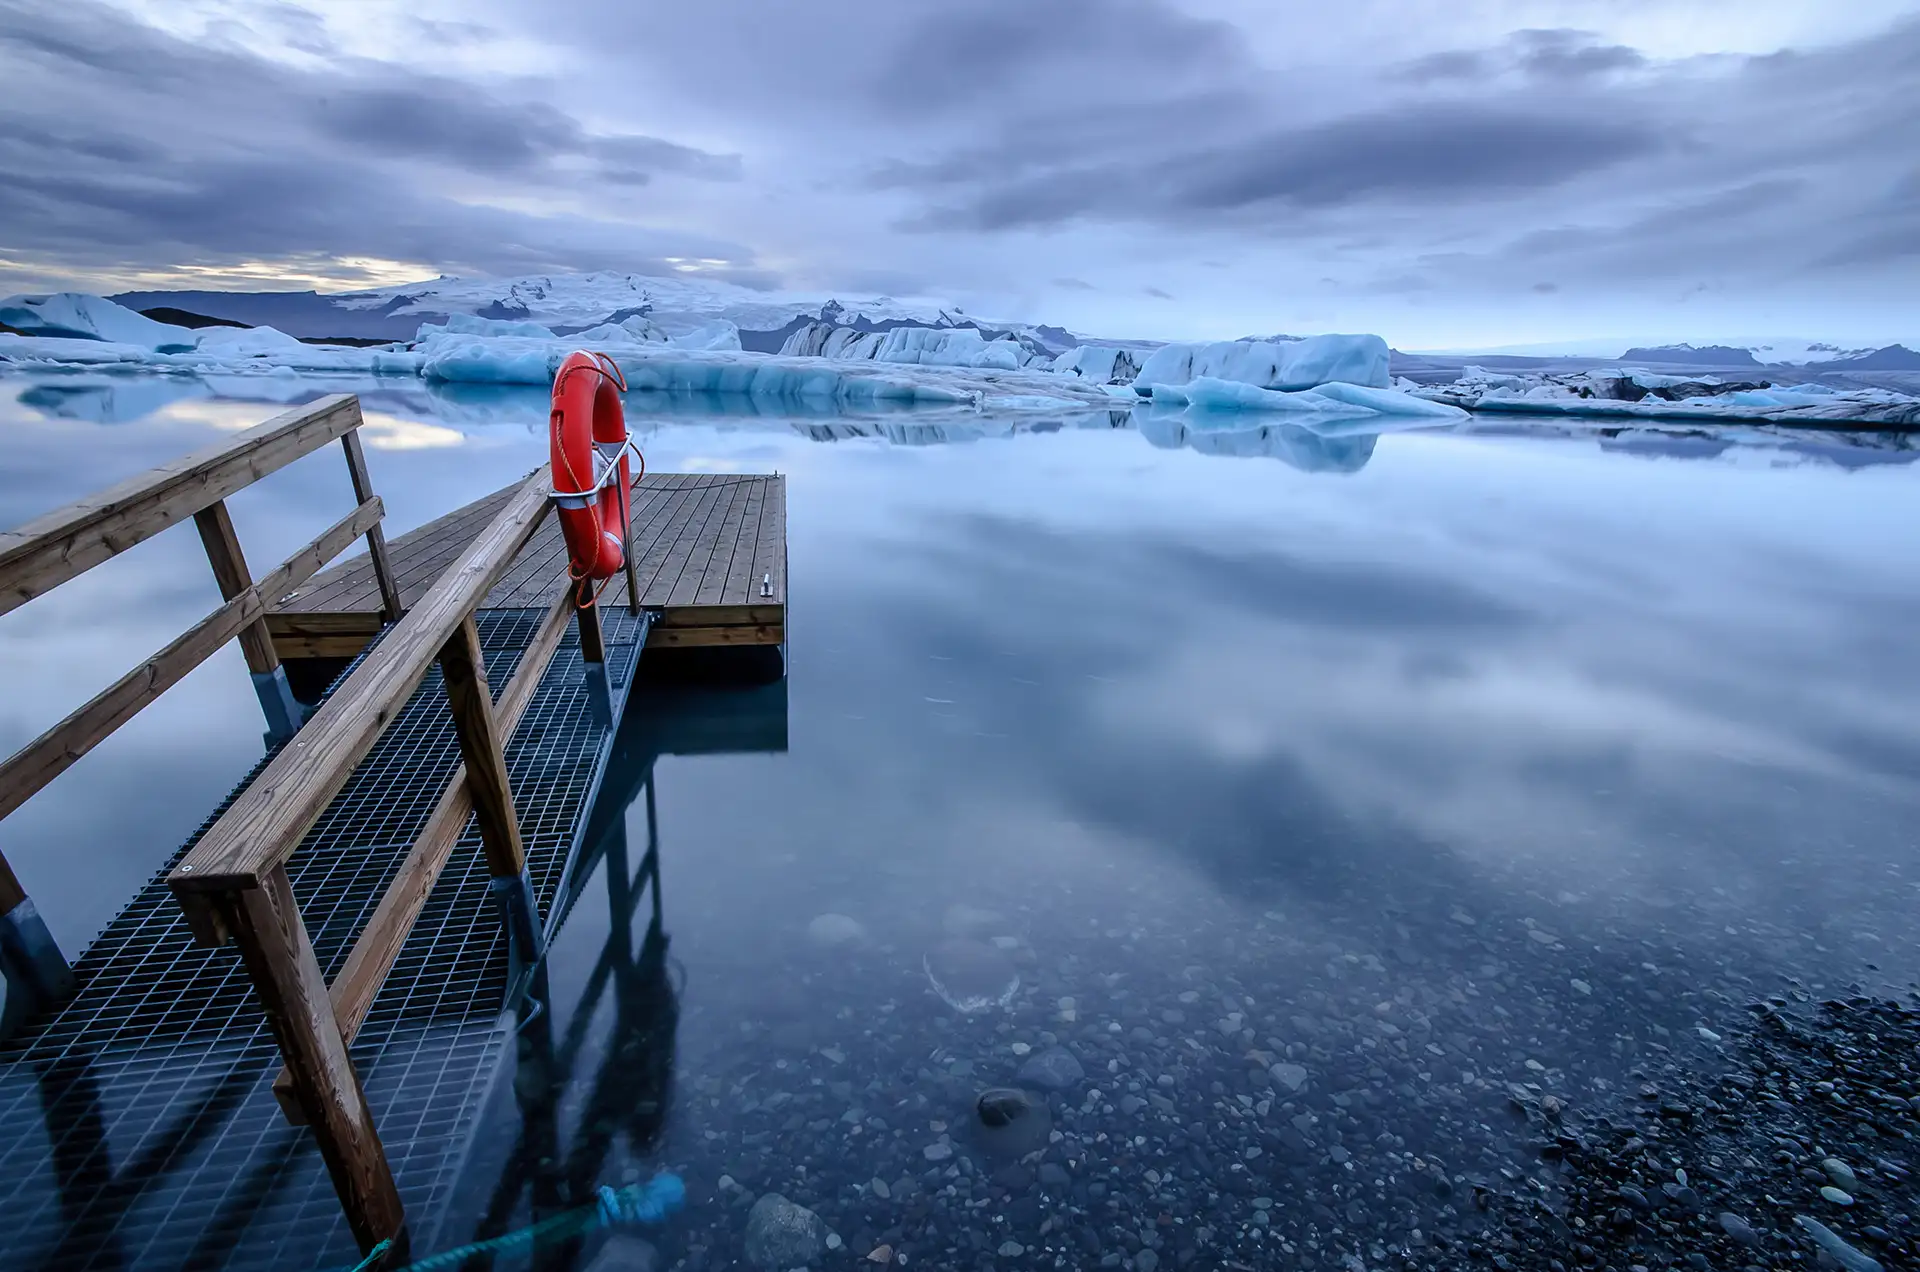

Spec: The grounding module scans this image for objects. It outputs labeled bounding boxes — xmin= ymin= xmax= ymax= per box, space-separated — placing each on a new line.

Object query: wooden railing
xmin=164 ymin=460 xmax=616 ymax=1263
xmin=0 ymin=395 xmax=401 ymax=1024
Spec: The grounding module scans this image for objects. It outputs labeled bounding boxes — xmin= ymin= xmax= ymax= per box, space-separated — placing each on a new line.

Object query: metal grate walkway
xmin=0 ymin=607 xmax=648 ymax=1271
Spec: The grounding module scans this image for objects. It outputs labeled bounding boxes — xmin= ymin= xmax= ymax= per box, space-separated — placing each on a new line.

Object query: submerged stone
xmin=1016 ymin=1046 xmax=1085 ymax=1091
xmin=969 ymin=1086 xmax=1053 ymax=1158
xmin=807 ymin=913 xmax=866 ymax=948
xmin=745 ymin=1193 xmax=825 ymax=1269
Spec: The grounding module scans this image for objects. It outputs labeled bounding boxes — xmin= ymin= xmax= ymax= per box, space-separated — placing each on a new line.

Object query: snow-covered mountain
xmin=106 ymin=271 xmax=1077 ymax=354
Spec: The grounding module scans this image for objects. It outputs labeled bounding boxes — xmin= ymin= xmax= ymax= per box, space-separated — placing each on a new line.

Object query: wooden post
xmin=214 ymin=866 xmax=407 ymax=1262
xmin=195 ymin=500 xmax=302 ymax=741
xmin=341 ymin=432 xmax=404 ymax=624
xmin=436 ymin=617 xmax=525 ymax=880
xmin=438 ymin=616 xmax=540 ymax=963
xmin=574 ymin=583 xmax=614 ymax=730
xmin=0 ymin=853 xmax=71 ymax=1034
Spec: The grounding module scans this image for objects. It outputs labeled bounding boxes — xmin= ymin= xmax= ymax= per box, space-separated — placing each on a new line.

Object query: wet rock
xmin=1016 ymin=1046 xmax=1084 ymax=1091
xmin=1718 ymin=1212 xmax=1761 ymax=1246
xmin=1823 ymin=1157 xmax=1860 ymax=1191
xmin=1269 ymin=1062 xmax=1308 ymax=1093
xmin=1794 ymin=1216 xmax=1885 ymax=1272
xmin=970 ymin=1086 xmax=1053 ymax=1158
xmin=1821 ymin=1185 xmax=1855 ymax=1206
xmin=745 ymin=1194 xmax=825 ymax=1270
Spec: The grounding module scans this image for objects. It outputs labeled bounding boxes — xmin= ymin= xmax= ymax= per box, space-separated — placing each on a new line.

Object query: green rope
xmin=342 ymin=1174 xmax=684 ymax=1272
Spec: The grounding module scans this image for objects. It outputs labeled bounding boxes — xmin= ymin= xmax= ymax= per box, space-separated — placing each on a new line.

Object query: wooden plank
xmin=193 ymin=499 xmax=278 ymax=676
xmin=214 ymin=865 xmax=407 ymax=1259
xmin=282 ymin=487 xmax=513 ymax=615
xmin=641 ymin=478 xmax=731 ymax=609
xmin=647 ymin=623 xmax=785 ymax=648
xmin=614 ymin=479 xmax=714 ymax=612
xmin=0 ymin=395 xmax=363 ymax=618
xmin=669 ymin=477 xmax=753 ymax=608
xmin=273 ymin=582 xmax=574 ymax=1122
xmin=269 ymin=633 xmax=379 ymax=661
xmin=436 ymin=616 xmax=525 ymax=879
xmin=709 ymin=478 xmax=768 ymax=606
xmin=751 ymin=476 xmax=787 ymax=605
xmin=652 ymin=604 xmax=785 ymax=628
xmin=0 ymin=496 xmax=384 ymax=825
xmin=169 ymin=470 xmax=551 ymax=907
xmin=340 ymin=432 xmax=403 ymax=622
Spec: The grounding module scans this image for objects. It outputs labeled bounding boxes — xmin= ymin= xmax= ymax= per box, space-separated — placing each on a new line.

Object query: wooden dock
xmin=0 ymin=394 xmax=788 ymax=1269
xmin=267 ymin=471 xmax=787 ymax=663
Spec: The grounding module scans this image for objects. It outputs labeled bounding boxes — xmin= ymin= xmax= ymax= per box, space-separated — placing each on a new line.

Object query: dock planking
xmin=267 ymin=473 xmax=786 ymax=660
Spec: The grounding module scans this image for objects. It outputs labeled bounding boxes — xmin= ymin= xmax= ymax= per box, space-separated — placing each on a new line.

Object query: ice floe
xmin=0 ymin=292 xmax=201 ymax=352
xmin=1416 ymin=368 xmax=1920 ymax=426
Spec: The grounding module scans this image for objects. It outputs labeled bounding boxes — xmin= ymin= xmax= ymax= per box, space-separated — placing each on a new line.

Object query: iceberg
xmin=668 ymin=320 xmax=743 ymax=352
xmin=1 ymin=292 xmax=198 ymax=352
xmin=779 ymin=321 xmax=887 ymax=360
xmin=1416 ymin=368 xmax=1920 ymax=426
xmin=1135 ymin=335 xmax=1391 ymax=394
xmin=1050 ymin=345 xmax=1140 ymax=384
xmin=1149 ymin=375 xmax=1468 ymax=421
xmin=419 ymin=313 xmax=557 ymax=340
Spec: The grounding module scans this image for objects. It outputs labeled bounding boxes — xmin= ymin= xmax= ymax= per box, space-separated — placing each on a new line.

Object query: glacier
xmin=1135 ymin=335 xmax=1392 ymax=394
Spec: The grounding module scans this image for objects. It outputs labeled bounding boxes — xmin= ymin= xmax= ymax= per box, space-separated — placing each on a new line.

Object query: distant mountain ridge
xmin=114 ymin=272 xmax=1081 ymax=354
xmin=1620 ymin=343 xmax=1762 ymax=367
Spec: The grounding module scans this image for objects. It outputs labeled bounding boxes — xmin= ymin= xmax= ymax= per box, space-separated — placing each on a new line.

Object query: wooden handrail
xmin=0 ymin=497 xmax=385 ymax=824
xmin=272 ymin=579 xmax=575 ymax=1121
xmin=0 ymin=395 xmax=363 ymax=617
xmin=167 ymin=466 xmax=553 ymax=927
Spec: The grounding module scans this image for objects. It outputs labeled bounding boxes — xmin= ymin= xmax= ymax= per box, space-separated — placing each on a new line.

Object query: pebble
xmin=1794 ymin=1216 xmax=1885 ymax=1272
xmin=1016 ymin=1046 xmax=1085 ymax=1091
xmin=1135 ymin=1251 xmax=1160 ymax=1272
xmin=1820 ymin=1185 xmax=1854 ymax=1206
xmin=743 ymin=1194 xmax=825 ymax=1270
xmin=1269 ymin=1062 xmax=1307 ymax=1093
xmin=869 ymin=1177 xmax=890 ymax=1199
xmin=867 ymin=1244 xmax=894 ymax=1264
xmin=998 ymin=1241 xmax=1025 ymax=1257
xmin=1571 ymin=978 xmax=1592 ymax=995
xmin=922 ymin=1141 xmax=953 ymax=1162
xmin=1822 ymin=1157 xmax=1859 ymax=1190
xmin=1718 ymin=1212 xmax=1761 ymax=1246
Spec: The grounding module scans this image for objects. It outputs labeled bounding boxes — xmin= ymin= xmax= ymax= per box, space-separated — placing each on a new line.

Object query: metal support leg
xmin=489 ymin=867 xmax=544 ymax=968
xmin=250 ymin=667 xmax=305 ymax=744
xmin=0 ymin=898 xmax=72 ymax=1033
xmin=582 ymin=661 xmax=614 ymax=731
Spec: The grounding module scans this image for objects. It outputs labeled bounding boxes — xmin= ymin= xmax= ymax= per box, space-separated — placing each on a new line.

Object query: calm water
xmin=2 ymin=372 xmax=1918 ymax=1269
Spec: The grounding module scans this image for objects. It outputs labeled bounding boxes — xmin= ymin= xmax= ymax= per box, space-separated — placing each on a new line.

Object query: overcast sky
xmin=2 ymin=0 xmax=1916 ymax=348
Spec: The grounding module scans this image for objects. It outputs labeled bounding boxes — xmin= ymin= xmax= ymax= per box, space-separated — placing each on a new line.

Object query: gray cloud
xmin=0 ymin=0 xmax=757 ymax=282
xmin=2 ymin=0 xmax=1916 ymax=341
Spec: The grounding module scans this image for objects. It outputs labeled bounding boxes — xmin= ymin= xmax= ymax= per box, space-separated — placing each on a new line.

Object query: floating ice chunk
xmin=0 ymin=293 xmax=198 ymax=352
xmin=1149 ymin=376 xmax=1467 ymax=420
xmin=418 ymin=313 xmax=557 ymax=340
xmin=1305 ymin=381 xmax=1471 ymax=418
xmin=568 ymin=315 xmax=671 ymax=346
xmin=1137 ymin=334 xmax=1390 ymax=393
xmin=1051 ymin=345 xmax=1141 ymax=383
xmin=670 ymin=320 xmax=743 ymax=352
xmin=924 ymin=939 xmax=1020 ymax=1014
xmin=416 ymin=334 xmax=559 ymax=384
xmin=0 ymin=334 xmax=173 ymax=366
xmin=190 ymin=325 xmax=310 ymax=357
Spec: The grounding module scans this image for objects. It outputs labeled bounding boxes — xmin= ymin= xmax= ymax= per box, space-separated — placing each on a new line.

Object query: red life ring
xmin=549 ymin=350 xmax=638 ymax=583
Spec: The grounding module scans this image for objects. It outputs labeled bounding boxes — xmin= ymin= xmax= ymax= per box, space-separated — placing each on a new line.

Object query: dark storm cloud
xmin=904 ymin=105 xmax=1661 ymax=231
xmin=1406 ymin=29 xmax=1647 ymax=82
xmin=870 ymin=0 xmax=1243 ymax=109
xmin=0 ymin=0 xmax=755 ymax=280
